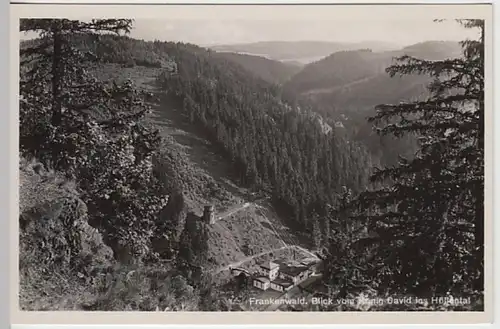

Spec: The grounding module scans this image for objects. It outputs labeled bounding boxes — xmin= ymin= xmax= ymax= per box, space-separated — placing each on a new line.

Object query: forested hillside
xmin=400 ymin=40 xmax=463 ymax=59
xmin=281 ymin=41 xmax=463 ymax=166
xmin=283 ymin=41 xmax=462 ymax=104
xmin=283 ymin=49 xmax=394 ymax=98
xmin=211 ymin=52 xmax=301 ymax=85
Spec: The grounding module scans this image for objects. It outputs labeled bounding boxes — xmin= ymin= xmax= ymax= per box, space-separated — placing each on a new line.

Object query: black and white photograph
xmin=16 ymin=4 xmax=489 ymax=316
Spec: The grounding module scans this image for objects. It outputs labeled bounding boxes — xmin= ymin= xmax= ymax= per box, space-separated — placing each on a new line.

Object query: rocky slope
xmin=19 ymin=157 xmax=114 ymax=310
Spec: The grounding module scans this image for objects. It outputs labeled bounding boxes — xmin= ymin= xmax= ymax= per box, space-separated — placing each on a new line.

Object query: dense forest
xmin=18 ymin=18 xmax=484 ymax=311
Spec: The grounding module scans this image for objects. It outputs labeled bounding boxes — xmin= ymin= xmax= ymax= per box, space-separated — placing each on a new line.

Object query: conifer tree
xmin=351 ymin=20 xmax=484 ymax=298
xmin=321 ymin=187 xmax=372 ymax=309
xmin=20 ymin=19 xmax=167 ymax=261
xmin=177 ymin=215 xmax=210 ymax=276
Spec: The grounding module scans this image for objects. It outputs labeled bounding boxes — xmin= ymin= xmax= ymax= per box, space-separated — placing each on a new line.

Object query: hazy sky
xmin=19 ymin=18 xmax=480 ymax=48
xmin=129 ymin=19 xmax=479 ymax=47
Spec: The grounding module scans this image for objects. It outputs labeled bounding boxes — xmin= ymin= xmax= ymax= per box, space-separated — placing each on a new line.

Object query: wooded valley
xmin=18 ymin=18 xmax=484 ymax=312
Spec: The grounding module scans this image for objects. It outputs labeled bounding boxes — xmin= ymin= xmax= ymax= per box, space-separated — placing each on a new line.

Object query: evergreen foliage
xmin=325 ymin=20 xmax=484 ymax=301
xmin=20 ymin=19 xmax=167 ymax=261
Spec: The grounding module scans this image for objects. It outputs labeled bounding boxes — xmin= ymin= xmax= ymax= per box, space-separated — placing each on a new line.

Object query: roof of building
xmin=300 ymin=258 xmax=320 ymax=267
xmin=230 ymin=267 xmax=250 ymax=274
xmin=231 ymin=268 xmax=251 ymax=277
xmin=270 ymin=278 xmax=294 ymax=288
xmin=253 ymin=276 xmax=270 ymax=284
xmin=278 ymin=263 xmax=309 ymax=277
xmin=259 ymin=261 xmax=279 ymax=271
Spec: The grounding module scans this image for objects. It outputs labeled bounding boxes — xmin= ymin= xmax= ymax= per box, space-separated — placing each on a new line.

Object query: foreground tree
xmin=20 ymin=19 xmax=167 ymax=261
xmin=348 ymin=20 xmax=484 ymax=299
xmin=320 ymin=187 xmax=375 ymax=310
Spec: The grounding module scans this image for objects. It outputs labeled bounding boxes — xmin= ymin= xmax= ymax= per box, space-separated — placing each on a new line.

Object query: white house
xmin=269 ymin=278 xmax=294 ymax=292
xmin=253 ymin=276 xmax=270 ymax=290
xmin=278 ymin=263 xmax=310 ymax=285
xmin=258 ymin=261 xmax=280 ymax=280
xmin=252 ymin=259 xmax=313 ymax=292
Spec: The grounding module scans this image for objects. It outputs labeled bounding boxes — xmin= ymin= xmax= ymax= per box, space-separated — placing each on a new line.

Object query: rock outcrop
xmin=19 ymin=158 xmax=114 ymax=310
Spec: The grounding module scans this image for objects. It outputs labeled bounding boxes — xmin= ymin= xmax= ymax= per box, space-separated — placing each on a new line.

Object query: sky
xmin=19 ymin=18 xmax=480 ymax=48
xmin=128 ymin=19 xmax=480 ymax=47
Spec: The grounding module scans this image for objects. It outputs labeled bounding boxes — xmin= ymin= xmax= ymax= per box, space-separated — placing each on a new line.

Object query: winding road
xmin=211 ymin=198 xmax=319 ymax=276
xmin=215 ymin=197 xmax=270 ymax=222
xmin=216 ymin=202 xmax=251 ymax=221
xmin=213 ymin=244 xmax=318 ymax=275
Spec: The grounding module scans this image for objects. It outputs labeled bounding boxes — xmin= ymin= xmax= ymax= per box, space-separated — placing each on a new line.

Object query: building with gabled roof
xmin=257 ymin=260 xmax=280 ymax=281
xmin=269 ymin=278 xmax=294 ymax=292
xmin=251 ymin=258 xmax=318 ymax=292
xmin=253 ymin=276 xmax=271 ymax=290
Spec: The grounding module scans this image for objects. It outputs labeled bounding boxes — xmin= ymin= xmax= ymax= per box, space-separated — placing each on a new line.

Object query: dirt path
xmin=215 ymin=197 xmax=269 ymax=221
xmin=212 ymin=200 xmax=318 ymax=275
xmin=254 ymin=205 xmax=289 ymax=248
xmin=218 ymin=201 xmax=288 ymax=247
xmin=293 ymin=245 xmax=318 ymax=259
xmin=216 ymin=202 xmax=251 ymax=221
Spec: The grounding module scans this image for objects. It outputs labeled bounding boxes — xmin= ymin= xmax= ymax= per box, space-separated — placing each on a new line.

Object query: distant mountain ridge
xmin=210 ymin=40 xmax=400 ymax=64
xmin=277 ymin=40 xmax=463 ymax=167
xmin=399 ymin=40 xmax=463 ymax=60
xmin=282 ymin=40 xmax=463 ymax=107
